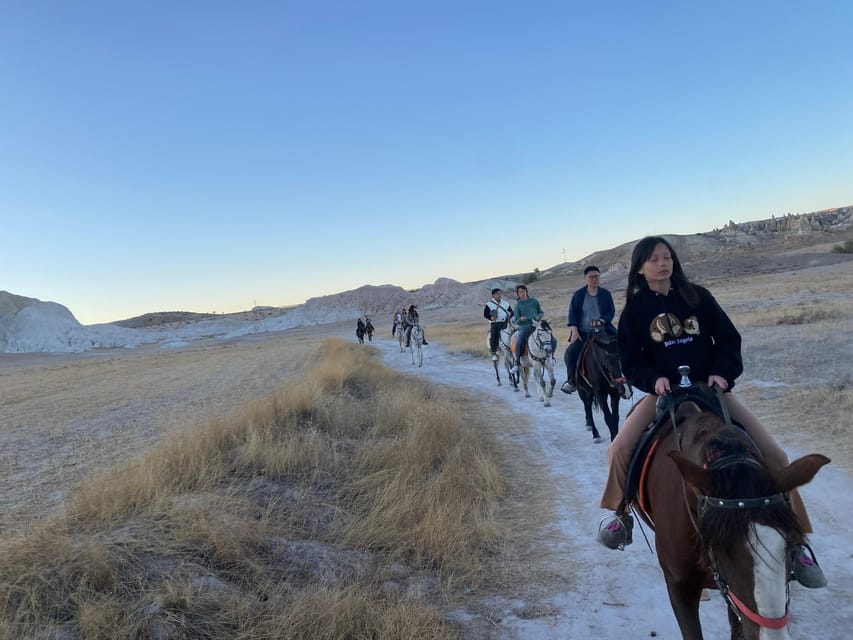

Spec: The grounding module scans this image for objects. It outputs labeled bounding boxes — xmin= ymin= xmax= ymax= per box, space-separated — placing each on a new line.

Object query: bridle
xmin=696 ymin=454 xmax=793 ymax=630
xmin=527 ymin=323 xmax=553 ymax=363
xmin=583 ymin=337 xmax=627 ymax=390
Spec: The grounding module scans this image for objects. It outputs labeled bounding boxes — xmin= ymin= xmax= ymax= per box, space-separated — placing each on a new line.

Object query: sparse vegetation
xmin=0 ymin=339 xmax=551 ymax=639
xmin=831 ymin=240 xmax=853 ymax=253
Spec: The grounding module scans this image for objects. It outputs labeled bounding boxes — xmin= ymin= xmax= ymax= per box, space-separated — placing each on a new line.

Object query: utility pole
xmin=563 ymin=248 xmax=567 ymax=263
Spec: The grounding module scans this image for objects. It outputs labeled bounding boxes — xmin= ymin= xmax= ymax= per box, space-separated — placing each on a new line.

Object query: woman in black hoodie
xmin=597 ymin=236 xmax=825 ymax=588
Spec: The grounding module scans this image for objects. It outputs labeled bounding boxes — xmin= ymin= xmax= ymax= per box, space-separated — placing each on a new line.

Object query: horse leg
xmin=664 ymin=580 xmax=705 ymax=640
xmin=535 ymin=363 xmax=549 ymax=406
xmin=606 ymin=391 xmax=621 ymax=442
xmin=580 ymin=390 xmax=603 ymax=442
xmin=521 ymin=364 xmax=531 ymax=398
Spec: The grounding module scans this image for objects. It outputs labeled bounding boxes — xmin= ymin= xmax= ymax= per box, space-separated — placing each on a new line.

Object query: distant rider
xmin=404 ymin=304 xmax=428 ymax=347
xmin=483 ymin=288 xmax=514 ymax=361
xmin=509 ymin=285 xmax=544 ymax=374
xmin=561 ymin=265 xmax=616 ymax=394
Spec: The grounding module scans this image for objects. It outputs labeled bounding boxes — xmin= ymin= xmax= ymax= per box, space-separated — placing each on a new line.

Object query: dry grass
xmin=0 ymin=339 xmax=552 ymax=639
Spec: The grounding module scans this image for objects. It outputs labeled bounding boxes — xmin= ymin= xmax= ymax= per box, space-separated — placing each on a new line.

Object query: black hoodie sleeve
xmin=618 ymin=302 xmax=658 ymax=394
xmin=699 ymin=287 xmax=743 ymax=389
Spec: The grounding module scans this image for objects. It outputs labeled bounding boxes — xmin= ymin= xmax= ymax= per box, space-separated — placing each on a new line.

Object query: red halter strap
xmin=726 ymin=589 xmax=791 ymax=630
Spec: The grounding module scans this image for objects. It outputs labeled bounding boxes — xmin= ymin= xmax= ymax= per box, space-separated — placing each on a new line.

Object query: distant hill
xmin=539 ymin=205 xmax=853 ymax=282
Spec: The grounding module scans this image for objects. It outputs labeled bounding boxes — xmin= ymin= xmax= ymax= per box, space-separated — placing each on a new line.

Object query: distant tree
xmin=830 ymin=240 xmax=853 ymax=254
xmin=521 ymin=268 xmax=540 ymax=285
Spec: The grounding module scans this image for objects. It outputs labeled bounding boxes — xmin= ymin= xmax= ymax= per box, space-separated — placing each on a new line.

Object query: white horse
xmin=512 ymin=319 xmax=557 ymax=406
xmin=409 ymin=323 xmax=424 ymax=367
xmin=487 ymin=319 xmax=519 ymax=388
xmin=395 ymin=322 xmax=406 ymax=352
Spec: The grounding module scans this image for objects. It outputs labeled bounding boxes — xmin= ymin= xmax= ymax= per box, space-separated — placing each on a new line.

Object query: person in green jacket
xmin=509 ymin=284 xmax=544 ymax=374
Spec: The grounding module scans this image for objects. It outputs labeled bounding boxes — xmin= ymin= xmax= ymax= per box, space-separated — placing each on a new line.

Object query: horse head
xmin=531 ymin=319 xmax=554 ymax=356
xmin=667 ymin=406 xmax=830 ymax=637
xmin=592 ymin=331 xmax=632 ymax=400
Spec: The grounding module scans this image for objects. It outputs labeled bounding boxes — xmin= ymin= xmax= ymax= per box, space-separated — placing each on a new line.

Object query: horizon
xmin=3 ymin=2 xmax=852 ymax=324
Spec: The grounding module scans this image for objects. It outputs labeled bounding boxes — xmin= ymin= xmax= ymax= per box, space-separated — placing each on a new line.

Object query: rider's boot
xmin=791 ymin=544 xmax=827 ymax=588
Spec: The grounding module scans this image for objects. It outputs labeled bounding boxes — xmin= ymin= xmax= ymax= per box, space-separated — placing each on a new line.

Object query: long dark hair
xmin=625 ymin=236 xmax=700 ymax=306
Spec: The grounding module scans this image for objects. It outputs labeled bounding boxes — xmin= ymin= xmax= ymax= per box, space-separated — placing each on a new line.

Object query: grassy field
xmin=0 ymin=339 xmax=553 ymax=639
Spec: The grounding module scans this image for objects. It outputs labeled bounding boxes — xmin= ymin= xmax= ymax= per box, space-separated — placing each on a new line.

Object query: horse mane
xmin=696 ymin=423 xmax=804 ymax=551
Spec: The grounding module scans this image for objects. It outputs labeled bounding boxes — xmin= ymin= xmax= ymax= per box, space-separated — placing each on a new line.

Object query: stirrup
xmin=597 ymin=513 xmax=633 ymax=550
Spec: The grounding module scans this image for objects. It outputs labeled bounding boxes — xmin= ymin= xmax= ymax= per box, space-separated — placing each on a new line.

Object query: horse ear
xmin=770 ymin=454 xmax=830 ymax=494
xmin=668 ymin=451 xmax=714 ymax=495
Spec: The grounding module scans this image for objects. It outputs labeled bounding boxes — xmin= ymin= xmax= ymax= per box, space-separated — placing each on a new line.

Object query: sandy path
xmin=375 ymin=334 xmax=853 ymax=639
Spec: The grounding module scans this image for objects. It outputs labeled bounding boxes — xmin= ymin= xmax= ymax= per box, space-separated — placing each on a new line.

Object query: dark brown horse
xmin=575 ymin=331 xmax=632 ymax=442
xmin=635 ymin=390 xmax=829 ymax=639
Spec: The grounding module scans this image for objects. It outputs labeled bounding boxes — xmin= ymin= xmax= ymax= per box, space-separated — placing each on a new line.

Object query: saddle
xmin=624 ymin=384 xmax=732 ymax=520
xmin=576 ymin=330 xmax=615 ymax=383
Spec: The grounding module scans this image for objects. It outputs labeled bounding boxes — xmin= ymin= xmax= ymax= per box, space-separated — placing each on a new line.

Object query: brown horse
xmin=633 ymin=389 xmax=829 ymax=639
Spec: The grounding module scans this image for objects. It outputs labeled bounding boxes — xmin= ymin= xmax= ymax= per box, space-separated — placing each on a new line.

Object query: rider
xmin=484 ymin=288 xmax=514 ymax=361
xmin=561 ymin=265 xmax=616 ymax=394
xmin=392 ymin=308 xmax=404 ymax=337
xmin=509 ymin=284 xmax=544 ymax=374
xmin=596 ymin=236 xmax=826 ymax=589
xmin=404 ymin=304 xmax=428 ymax=347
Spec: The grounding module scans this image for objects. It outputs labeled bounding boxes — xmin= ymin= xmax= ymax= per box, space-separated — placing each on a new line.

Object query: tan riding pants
xmin=599 ymin=392 xmax=812 ymax=533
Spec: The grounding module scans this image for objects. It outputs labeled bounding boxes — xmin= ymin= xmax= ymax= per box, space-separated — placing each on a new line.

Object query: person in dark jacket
xmin=560 ymin=265 xmax=616 ymax=394
xmin=404 ymin=304 xmax=428 ymax=347
xmin=484 ymin=288 xmax=514 ymax=361
xmin=596 ymin=236 xmax=826 ymax=589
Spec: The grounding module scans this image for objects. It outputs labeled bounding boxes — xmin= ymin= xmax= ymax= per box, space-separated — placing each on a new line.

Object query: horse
xmin=628 ymin=384 xmax=829 ymax=640
xmin=364 ymin=319 xmax=375 ymax=342
xmin=409 ymin=323 xmax=424 ymax=367
xmin=356 ymin=321 xmax=366 ymax=344
xmin=395 ymin=322 xmax=406 ymax=352
xmin=575 ymin=330 xmax=633 ymax=443
xmin=512 ymin=319 xmax=556 ymax=406
xmin=486 ymin=318 xmax=519 ymax=388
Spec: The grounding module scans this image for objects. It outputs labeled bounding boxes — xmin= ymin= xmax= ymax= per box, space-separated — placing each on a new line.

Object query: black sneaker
xmin=597 ymin=513 xmax=634 ymax=550
xmin=561 ymin=381 xmax=576 ymax=394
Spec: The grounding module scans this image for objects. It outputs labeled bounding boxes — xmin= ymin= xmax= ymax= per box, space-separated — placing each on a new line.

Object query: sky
xmin=2 ymin=1 xmax=851 ymax=325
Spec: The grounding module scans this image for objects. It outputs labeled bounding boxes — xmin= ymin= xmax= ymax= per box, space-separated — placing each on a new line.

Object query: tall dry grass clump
xmin=0 ymin=338 xmax=544 ymax=639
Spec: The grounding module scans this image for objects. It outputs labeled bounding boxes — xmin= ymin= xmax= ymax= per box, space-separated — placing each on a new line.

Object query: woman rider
xmin=509 ymin=284 xmax=544 ymax=374
xmin=597 ymin=236 xmax=826 ymax=589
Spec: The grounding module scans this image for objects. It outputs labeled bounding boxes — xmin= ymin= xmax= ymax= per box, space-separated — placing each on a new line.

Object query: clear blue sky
xmin=2 ymin=1 xmax=851 ymax=324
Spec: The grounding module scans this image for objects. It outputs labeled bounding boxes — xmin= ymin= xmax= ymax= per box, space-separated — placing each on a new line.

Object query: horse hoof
xmin=497 ymin=381 xmax=502 ymax=386
xmin=525 ymin=393 xmax=531 ymax=398
xmin=593 ymin=436 xmax=604 ymax=443
xmin=513 ymin=388 xmax=520 ymax=393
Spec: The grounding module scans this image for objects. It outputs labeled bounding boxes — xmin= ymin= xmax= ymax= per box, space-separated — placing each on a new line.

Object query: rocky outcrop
xmin=720 ymin=207 xmax=851 ymax=235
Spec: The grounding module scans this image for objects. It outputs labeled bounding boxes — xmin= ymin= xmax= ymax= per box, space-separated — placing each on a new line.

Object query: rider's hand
xmin=708 ymin=375 xmax=728 ymax=391
xmin=654 ymin=377 xmax=671 ymax=396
